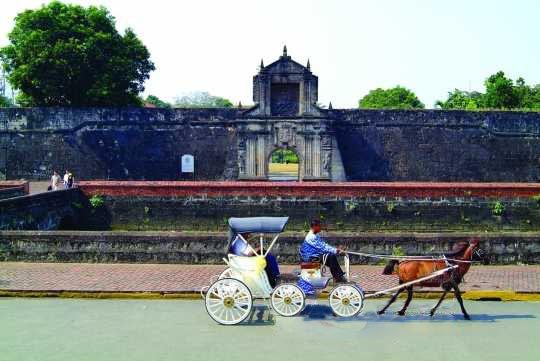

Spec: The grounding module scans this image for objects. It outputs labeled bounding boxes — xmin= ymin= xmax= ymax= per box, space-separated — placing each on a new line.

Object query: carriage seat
xmin=299 ymin=261 xmax=331 ymax=289
xmin=300 ymin=262 xmax=321 ymax=270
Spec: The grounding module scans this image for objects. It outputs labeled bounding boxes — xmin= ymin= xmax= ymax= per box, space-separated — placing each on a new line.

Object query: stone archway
xmin=236 ymin=120 xmax=337 ymax=181
xmin=268 ymin=147 xmax=300 ymax=181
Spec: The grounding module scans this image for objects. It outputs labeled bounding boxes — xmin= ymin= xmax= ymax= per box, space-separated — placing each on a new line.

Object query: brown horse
xmin=377 ymin=239 xmax=480 ymax=320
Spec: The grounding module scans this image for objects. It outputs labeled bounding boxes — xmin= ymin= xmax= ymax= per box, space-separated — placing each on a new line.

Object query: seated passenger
xmin=300 ymin=219 xmax=347 ymax=283
xmin=229 ymin=232 xmax=280 ymax=288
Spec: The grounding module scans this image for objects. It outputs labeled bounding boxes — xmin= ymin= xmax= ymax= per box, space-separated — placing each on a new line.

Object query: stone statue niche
xmin=271 ymin=83 xmax=299 ymax=116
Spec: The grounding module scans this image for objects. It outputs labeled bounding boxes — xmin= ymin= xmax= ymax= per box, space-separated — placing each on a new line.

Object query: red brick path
xmin=1 ymin=263 xmax=539 ymax=293
xmin=0 ymin=180 xmax=29 ymax=194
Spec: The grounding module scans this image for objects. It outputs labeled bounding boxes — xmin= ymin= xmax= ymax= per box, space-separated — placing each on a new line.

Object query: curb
xmin=0 ymin=291 xmax=200 ymax=299
xmin=1 ymin=289 xmax=539 ymax=301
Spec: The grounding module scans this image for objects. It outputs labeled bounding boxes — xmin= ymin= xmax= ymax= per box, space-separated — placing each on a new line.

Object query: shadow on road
xmin=298 ymin=304 xmax=536 ymax=323
xmin=242 ymin=305 xmax=276 ymax=326
xmin=239 ymin=304 xmax=536 ymax=325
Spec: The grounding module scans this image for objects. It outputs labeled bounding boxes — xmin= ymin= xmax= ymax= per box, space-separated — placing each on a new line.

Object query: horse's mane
xmin=444 ymin=242 xmax=468 ymax=258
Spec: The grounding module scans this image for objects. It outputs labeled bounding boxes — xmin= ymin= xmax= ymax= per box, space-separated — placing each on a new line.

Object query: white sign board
xmin=181 ymin=154 xmax=194 ymax=173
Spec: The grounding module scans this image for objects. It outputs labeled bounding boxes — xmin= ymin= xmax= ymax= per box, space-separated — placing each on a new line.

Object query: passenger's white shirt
xmin=51 ymin=174 xmax=60 ymax=190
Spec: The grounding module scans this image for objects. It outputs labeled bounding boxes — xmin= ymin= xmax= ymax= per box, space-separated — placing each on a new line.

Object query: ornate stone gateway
xmin=237 ymin=47 xmax=341 ymax=181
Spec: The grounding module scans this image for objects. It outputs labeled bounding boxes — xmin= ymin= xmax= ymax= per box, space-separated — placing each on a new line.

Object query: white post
xmin=264 ymin=234 xmax=280 ymax=257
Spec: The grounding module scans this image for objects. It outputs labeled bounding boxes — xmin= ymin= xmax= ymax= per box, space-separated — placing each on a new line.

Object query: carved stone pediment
xmin=249 ymin=47 xmax=321 ymax=117
xmin=276 ymin=124 xmax=296 ymax=146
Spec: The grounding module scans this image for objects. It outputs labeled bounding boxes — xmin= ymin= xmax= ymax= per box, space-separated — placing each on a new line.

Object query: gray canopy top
xmin=228 ymin=217 xmax=289 ymax=234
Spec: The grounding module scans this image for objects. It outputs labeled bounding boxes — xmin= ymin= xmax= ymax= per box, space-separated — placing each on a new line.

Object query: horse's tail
xmin=382 ymin=260 xmax=398 ymax=275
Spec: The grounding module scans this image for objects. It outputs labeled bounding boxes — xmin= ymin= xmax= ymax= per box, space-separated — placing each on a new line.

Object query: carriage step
xmin=276 ymin=273 xmax=298 ymax=282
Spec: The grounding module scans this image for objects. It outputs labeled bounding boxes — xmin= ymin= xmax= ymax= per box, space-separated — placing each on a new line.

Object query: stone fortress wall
xmin=2 ymin=107 xmax=540 ymax=182
xmin=3 ymin=49 xmax=540 ymax=182
xmin=3 ymin=50 xmax=540 ymax=265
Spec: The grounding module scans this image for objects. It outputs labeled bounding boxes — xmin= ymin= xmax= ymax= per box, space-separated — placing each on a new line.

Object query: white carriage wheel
xmin=218 ymin=268 xmax=233 ymax=279
xmin=205 ymin=278 xmax=253 ymax=325
xmin=329 ymin=285 xmax=363 ymax=317
xmin=271 ymin=283 xmax=305 ymax=317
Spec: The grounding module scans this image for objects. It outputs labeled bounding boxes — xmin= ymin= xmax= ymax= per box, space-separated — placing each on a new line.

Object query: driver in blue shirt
xmin=300 ymin=219 xmax=347 ymax=283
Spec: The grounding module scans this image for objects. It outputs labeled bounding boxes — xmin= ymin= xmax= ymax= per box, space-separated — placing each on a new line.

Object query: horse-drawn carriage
xmin=204 ymin=217 xmax=364 ymax=325
xmin=203 ymin=216 xmax=480 ymax=325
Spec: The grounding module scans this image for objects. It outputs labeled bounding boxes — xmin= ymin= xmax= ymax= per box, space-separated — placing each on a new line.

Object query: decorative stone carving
xmin=238 ymin=149 xmax=246 ymax=174
xmin=238 ymin=137 xmax=246 ymax=175
xmin=277 ymin=125 xmax=295 ymax=146
xmin=321 ymin=135 xmax=332 ymax=149
xmin=323 ymin=151 xmax=332 ymax=175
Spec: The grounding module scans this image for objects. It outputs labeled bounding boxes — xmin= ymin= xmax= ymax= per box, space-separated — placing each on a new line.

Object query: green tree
xmin=0 ymin=94 xmax=14 ymax=108
xmin=436 ymin=72 xmax=540 ymax=111
xmin=271 ymin=149 xmax=299 ymax=164
xmin=483 ymin=71 xmax=519 ymax=109
xmin=0 ymin=1 xmax=155 ymax=107
xmin=174 ymin=91 xmax=233 ymax=108
xmin=525 ymin=85 xmax=540 ymax=109
xmin=515 ymin=78 xmax=540 ymax=109
xmin=145 ymin=95 xmax=171 ymax=108
xmin=359 ymin=86 xmax=424 ymax=109
xmin=436 ymin=89 xmax=483 ymax=110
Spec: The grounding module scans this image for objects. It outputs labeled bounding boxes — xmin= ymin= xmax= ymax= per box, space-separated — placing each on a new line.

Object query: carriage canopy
xmin=228 ymin=217 xmax=289 ymax=234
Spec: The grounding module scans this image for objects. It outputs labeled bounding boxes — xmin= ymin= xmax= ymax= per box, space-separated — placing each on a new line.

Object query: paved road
xmin=28 ymin=181 xmax=50 ymax=194
xmin=0 ymin=298 xmax=538 ymax=361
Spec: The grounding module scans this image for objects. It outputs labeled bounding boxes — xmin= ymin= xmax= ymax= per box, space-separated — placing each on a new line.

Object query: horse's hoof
xmin=464 ymin=314 xmax=471 ymax=320
xmin=377 ymin=310 xmax=385 ymax=315
xmin=429 ymin=311 xmax=435 ymax=317
xmin=397 ymin=311 xmax=405 ymax=316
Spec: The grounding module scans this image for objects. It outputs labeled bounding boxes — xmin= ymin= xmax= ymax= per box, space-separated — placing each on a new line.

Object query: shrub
xmin=492 ymin=201 xmax=505 ymax=216
xmin=392 ymin=245 xmax=406 ymax=256
xmin=89 ymin=195 xmax=105 ymax=209
xmin=344 ymin=201 xmax=358 ymax=213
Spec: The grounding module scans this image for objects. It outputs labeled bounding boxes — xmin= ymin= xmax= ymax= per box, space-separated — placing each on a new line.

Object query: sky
xmin=1 ymin=0 xmax=540 ymax=108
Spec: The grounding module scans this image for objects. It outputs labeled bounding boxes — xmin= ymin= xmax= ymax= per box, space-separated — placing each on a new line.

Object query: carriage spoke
xmin=273 ymin=298 xmax=285 ymax=306
xmin=207 ymin=300 xmax=224 ymax=309
xmin=329 ymin=285 xmax=363 ymax=317
xmin=271 ymin=284 xmax=305 ymax=317
xmin=205 ymin=278 xmax=253 ymax=325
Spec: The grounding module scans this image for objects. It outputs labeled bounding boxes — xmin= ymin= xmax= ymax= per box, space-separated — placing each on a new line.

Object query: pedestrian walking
xmin=51 ymin=170 xmax=60 ymax=191
xmin=63 ymin=170 xmax=70 ymax=188
xmin=67 ymin=171 xmax=74 ymax=188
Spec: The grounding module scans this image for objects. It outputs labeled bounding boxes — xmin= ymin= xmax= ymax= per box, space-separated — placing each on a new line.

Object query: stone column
xmin=299 ymin=81 xmax=305 ymax=115
xmin=256 ymin=135 xmax=266 ymax=177
xmin=304 ymin=81 xmax=311 ymax=114
xmin=265 ymin=80 xmax=272 ymax=116
xmin=246 ymin=137 xmax=257 ymax=177
xmin=313 ymin=135 xmax=321 ymax=178
xmin=303 ymin=136 xmax=312 ymax=177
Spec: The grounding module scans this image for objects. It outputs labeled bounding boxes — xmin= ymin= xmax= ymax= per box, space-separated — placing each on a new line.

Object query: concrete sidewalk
xmin=1 ymin=262 xmax=540 ymax=299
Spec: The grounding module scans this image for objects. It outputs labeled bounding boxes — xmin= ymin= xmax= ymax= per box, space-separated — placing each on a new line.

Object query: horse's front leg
xmin=430 ymin=290 xmax=448 ymax=317
xmin=397 ymin=286 xmax=413 ymax=316
xmin=452 ymin=282 xmax=471 ymax=320
xmin=377 ymin=286 xmax=404 ymax=315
